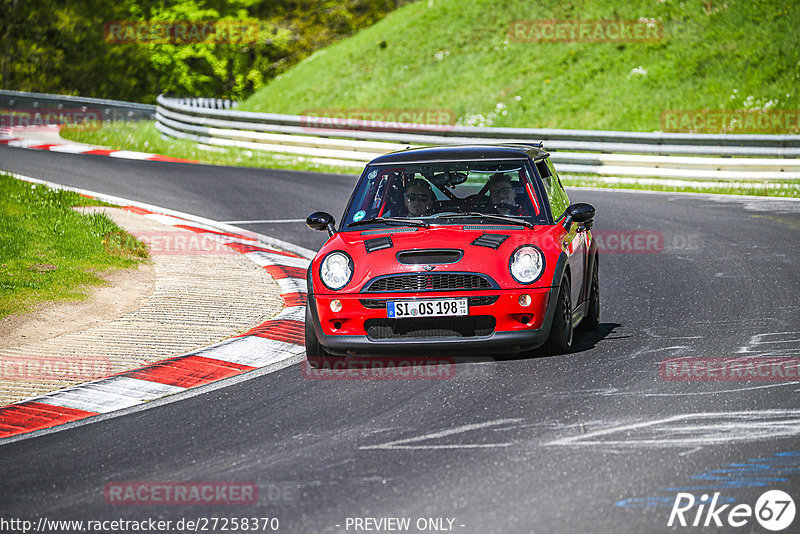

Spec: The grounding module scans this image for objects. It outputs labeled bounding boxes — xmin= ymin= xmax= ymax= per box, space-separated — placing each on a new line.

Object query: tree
xmin=0 ymin=0 xmax=409 ymax=103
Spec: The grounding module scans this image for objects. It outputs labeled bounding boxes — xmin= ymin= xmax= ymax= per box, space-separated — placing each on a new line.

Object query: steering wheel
xmin=492 ymin=202 xmax=516 ymax=213
xmin=464 ymin=193 xmax=492 ymax=211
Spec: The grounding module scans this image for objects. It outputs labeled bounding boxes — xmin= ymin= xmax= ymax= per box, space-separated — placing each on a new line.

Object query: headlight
xmin=509 ymin=245 xmax=544 ymax=284
xmin=320 ymin=251 xmax=353 ymax=290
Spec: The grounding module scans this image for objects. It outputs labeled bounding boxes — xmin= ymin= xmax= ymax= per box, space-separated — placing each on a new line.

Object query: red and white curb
xmin=0 ymin=125 xmax=197 ymax=163
xmin=0 ymin=200 xmax=309 ymax=439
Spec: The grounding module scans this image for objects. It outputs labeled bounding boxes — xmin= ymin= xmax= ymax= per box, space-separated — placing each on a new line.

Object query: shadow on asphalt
xmin=304 ymin=323 xmax=625 ymax=372
xmin=499 ymin=321 xmax=624 ymax=363
xmin=571 ymin=322 xmax=625 ymax=353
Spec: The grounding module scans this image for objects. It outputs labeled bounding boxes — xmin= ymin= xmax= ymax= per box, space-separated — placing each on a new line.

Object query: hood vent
xmin=364 ymin=235 xmax=393 ymax=253
xmin=360 ymin=227 xmax=418 ymax=235
xmin=463 ymin=225 xmax=523 ymax=231
xmin=396 ymin=249 xmax=463 ymax=265
xmin=471 ymin=233 xmax=509 ymax=249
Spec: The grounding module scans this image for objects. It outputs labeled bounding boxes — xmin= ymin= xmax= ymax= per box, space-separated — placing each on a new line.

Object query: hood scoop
xmin=364 ymin=236 xmax=393 ymax=253
xmin=463 ymin=225 xmax=523 ymax=231
xmin=471 ymin=233 xmax=509 ymax=249
xmin=360 ymin=227 xmax=418 ymax=235
xmin=396 ymin=249 xmax=463 ymax=265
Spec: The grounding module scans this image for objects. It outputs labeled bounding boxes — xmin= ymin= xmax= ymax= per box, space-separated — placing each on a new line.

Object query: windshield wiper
xmin=431 ymin=212 xmax=534 ymax=229
xmin=348 ymin=216 xmax=429 ymax=228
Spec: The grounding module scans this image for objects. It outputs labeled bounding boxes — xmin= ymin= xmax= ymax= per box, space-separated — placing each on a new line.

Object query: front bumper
xmin=308 ymin=287 xmax=558 ymax=355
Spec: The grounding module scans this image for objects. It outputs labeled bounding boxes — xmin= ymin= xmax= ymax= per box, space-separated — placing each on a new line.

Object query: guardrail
xmin=1 ymin=89 xmax=155 ymax=122
xmin=155 ymin=95 xmax=800 ymax=180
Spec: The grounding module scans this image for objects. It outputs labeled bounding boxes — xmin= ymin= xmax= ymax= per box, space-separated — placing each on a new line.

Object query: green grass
xmin=561 ymin=175 xmax=800 ymax=197
xmin=240 ymin=0 xmax=799 ymax=133
xmin=0 ymin=174 xmax=149 ymax=319
xmin=61 ymin=121 xmax=362 ymax=175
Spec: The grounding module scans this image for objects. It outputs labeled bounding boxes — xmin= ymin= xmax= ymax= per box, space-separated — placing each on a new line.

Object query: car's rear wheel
xmin=544 ymin=279 xmax=573 ymax=354
xmin=579 ymin=258 xmax=599 ymax=331
xmin=305 ymin=305 xmax=329 ymax=368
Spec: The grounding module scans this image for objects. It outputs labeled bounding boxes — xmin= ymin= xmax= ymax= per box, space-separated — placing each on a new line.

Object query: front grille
xmin=363 ymin=273 xmax=495 ymax=293
xmin=365 ymin=316 xmax=496 ymax=340
xmin=360 ymin=299 xmax=388 ymax=309
xmin=468 ymin=296 xmax=500 ymax=306
xmin=360 ymin=296 xmax=499 ymax=309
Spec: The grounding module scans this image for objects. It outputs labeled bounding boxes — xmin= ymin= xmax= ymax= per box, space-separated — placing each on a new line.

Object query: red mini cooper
xmin=305 ymin=144 xmax=598 ymax=360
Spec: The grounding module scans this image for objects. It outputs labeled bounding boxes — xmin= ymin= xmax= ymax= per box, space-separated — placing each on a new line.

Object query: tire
xmin=305 ymin=305 xmax=329 ymax=368
xmin=579 ymin=258 xmax=599 ymax=331
xmin=544 ymin=279 xmax=573 ymax=354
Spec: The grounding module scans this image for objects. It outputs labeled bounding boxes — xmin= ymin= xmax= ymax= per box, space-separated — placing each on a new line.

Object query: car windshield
xmin=342 ymin=160 xmax=548 ymax=229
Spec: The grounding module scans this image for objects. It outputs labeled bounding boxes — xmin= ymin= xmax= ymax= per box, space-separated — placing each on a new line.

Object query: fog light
xmin=518 ymin=294 xmax=532 ymax=307
xmin=330 ymin=300 xmax=342 ymax=312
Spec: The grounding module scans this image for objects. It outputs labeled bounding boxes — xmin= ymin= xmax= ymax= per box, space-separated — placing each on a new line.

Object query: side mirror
xmin=568 ymin=203 xmax=595 ymax=223
xmin=306 ymin=211 xmax=337 ymax=237
xmin=564 ymin=203 xmax=595 ymax=230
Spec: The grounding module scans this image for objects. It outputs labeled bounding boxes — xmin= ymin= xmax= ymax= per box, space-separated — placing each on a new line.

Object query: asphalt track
xmin=2 ymin=145 xmax=800 ymax=533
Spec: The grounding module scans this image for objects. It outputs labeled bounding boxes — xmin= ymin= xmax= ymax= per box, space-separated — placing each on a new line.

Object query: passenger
xmin=404 ymin=178 xmax=435 ymax=217
xmin=487 ymin=173 xmax=524 ymax=216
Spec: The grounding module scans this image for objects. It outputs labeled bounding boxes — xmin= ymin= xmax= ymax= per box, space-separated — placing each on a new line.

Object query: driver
xmin=404 ymin=178 xmax=435 ymax=217
xmin=488 ymin=173 xmax=524 ymax=216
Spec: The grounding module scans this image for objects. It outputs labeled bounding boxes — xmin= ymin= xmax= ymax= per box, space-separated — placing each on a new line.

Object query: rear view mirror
xmin=568 ymin=203 xmax=595 ymax=223
xmin=430 ymin=171 xmax=468 ymax=188
xmin=564 ymin=203 xmax=595 ymax=230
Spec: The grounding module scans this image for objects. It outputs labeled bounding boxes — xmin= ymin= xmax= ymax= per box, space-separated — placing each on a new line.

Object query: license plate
xmin=387 ymin=299 xmax=468 ymax=318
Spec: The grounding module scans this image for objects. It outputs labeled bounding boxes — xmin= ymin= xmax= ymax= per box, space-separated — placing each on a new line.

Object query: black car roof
xmin=367 ymin=143 xmax=550 ymax=165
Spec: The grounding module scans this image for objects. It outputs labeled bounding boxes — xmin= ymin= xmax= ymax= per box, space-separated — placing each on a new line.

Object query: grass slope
xmin=0 ymin=175 xmax=148 ymax=319
xmin=239 ymin=0 xmax=800 ymax=133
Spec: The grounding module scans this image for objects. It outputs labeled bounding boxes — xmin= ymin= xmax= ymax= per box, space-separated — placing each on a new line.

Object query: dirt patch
xmin=0 ymin=264 xmax=155 ymax=350
xmin=0 ymin=206 xmax=284 ymax=406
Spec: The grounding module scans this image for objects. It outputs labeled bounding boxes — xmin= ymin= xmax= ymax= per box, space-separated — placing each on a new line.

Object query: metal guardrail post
xmin=0 ymin=89 xmax=156 ymax=121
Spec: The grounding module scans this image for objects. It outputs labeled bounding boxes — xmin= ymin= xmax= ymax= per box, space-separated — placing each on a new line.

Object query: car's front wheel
xmin=544 ymin=279 xmax=573 ymax=354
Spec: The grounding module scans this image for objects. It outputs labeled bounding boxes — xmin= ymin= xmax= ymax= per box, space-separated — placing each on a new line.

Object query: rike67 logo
xmin=668 ymin=491 xmax=795 ymax=531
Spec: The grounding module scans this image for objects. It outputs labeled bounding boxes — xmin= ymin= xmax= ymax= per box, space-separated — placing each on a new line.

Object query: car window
xmin=536 ymin=159 xmax=570 ymax=220
xmin=342 ymin=160 xmax=549 ymax=228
